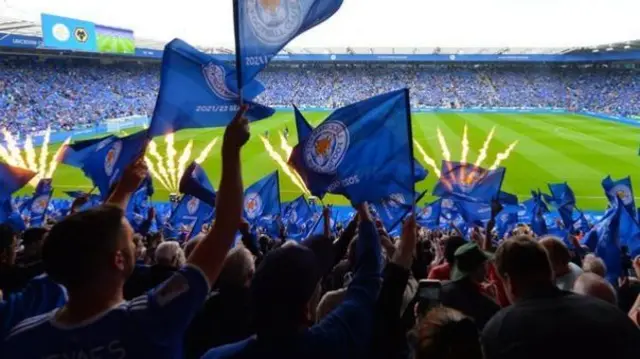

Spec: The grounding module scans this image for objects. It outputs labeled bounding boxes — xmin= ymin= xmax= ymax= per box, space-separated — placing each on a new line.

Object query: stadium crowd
xmin=1 ymin=59 xmax=639 ymax=135
xmin=1 ymin=109 xmax=640 ymax=359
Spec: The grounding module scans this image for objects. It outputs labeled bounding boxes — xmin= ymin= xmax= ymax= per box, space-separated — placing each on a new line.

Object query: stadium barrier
xmin=577 ymin=111 xmax=640 ymax=127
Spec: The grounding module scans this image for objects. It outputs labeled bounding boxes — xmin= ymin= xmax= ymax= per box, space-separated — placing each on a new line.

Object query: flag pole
xmin=404 ymin=88 xmax=417 ymax=215
xmin=232 ymin=0 xmax=244 ymax=105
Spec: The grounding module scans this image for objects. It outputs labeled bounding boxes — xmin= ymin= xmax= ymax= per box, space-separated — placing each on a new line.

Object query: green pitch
xmin=96 ymin=34 xmax=135 ymax=54
xmin=24 ymin=112 xmax=640 ymax=210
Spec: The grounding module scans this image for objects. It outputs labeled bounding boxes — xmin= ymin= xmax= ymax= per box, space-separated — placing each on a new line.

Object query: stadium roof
xmin=1 ymin=16 xmax=638 ymax=56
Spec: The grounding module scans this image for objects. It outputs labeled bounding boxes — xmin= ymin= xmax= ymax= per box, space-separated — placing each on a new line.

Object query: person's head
xmin=494 ymin=236 xmax=553 ymax=303
xmin=539 ymin=236 xmax=571 ymax=276
xmin=0 ymin=224 xmax=18 ymax=265
xmin=250 ymin=241 xmax=329 ymax=337
xmin=183 ymin=234 xmax=204 ymax=259
xmin=443 ymin=236 xmax=466 ymax=265
xmin=132 ymin=234 xmax=145 ymax=260
xmin=410 ymin=307 xmax=482 ymax=359
xmin=43 ymin=205 xmax=135 ymax=293
xmin=573 ymin=272 xmax=617 ymax=305
xmin=20 ymin=227 xmax=48 ymax=261
xmin=582 ymin=253 xmax=607 ymax=278
xmin=450 ymin=242 xmax=492 ymax=283
xmin=218 ymin=247 xmax=255 ymax=288
xmin=154 ymin=241 xmax=186 ymax=268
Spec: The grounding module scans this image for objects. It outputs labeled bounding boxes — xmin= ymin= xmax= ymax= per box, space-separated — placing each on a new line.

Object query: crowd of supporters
xmin=1 ymin=110 xmax=640 ymax=359
xmin=1 ymin=58 xmax=639 ymax=135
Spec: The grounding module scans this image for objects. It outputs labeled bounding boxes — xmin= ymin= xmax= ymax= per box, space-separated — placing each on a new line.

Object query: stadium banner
xmin=40 ymin=14 xmax=97 ymax=52
xmin=0 ymin=34 xmax=44 ymax=49
xmin=95 ymin=25 xmax=135 ymax=54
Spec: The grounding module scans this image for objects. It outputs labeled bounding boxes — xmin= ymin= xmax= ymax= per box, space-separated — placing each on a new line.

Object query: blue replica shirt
xmin=1 ymin=274 xmax=67 ymax=341
xmin=2 ymin=265 xmax=210 ymax=359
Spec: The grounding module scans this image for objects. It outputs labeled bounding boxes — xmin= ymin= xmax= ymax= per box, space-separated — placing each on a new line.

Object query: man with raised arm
xmin=2 ymin=107 xmax=250 ymax=359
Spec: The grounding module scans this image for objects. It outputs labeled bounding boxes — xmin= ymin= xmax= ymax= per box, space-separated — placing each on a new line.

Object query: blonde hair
xmin=155 ymin=241 xmax=186 ymax=268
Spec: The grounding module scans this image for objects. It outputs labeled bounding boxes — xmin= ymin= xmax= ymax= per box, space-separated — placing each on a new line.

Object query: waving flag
xmin=81 ymin=130 xmax=148 ymax=200
xmin=496 ymin=207 xmax=519 ymax=239
xmin=179 ymin=161 xmax=216 ymax=207
xmin=163 ymin=194 xmax=214 ymax=240
xmin=455 ymin=200 xmax=492 ymax=226
xmin=414 ymin=160 xmax=428 ymax=183
xmin=282 ymin=195 xmax=312 ymax=226
xmin=433 ymin=161 xmax=506 ymax=204
xmin=580 ymin=198 xmax=640 ymax=284
xmin=498 ymin=191 xmax=518 ymax=205
xmin=289 ymin=89 xmax=414 ymax=205
xmin=0 ymin=162 xmax=36 ymax=200
xmin=294 ymin=105 xmax=313 ymax=143
xmin=26 ymin=179 xmax=53 ymax=227
xmin=573 ymin=211 xmax=592 ymax=233
xmin=282 ymin=195 xmax=314 ymax=240
xmin=57 ymin=135 xmax=116 ymax=168
xmin=529 ymin=191 xmax=549 ymax=236
xmin=126 ymin=176 xmax=154 ymax=234
xmin=233 ymin=0 xmax=343 ymax=88
xmin=417 ymin=199 xmax=441 ymax=229
xmin=244 ymin=171 xmax=281 ymax=224
xmin=371 ymin=191 xmax=426 ymax=232
xmin=149 ymin=38 xmax=274 ymax=137
xmin=602 ymin=176 xmax=636 ymax=219
xmin=543 ymin=182 xmax=577 ymax=229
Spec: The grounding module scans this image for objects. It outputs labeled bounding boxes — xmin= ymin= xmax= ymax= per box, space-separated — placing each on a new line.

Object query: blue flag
xmin=233 ymin=0 xmax=343 ymax=88
xmin=148 ymin=38 xmax=274 ymax=137
xmin=529 ymin=191 xmax=549 ymax=236
xmin=602 ymin=176 xmax=636 ymax=219
xmin=281 ymin=195 xmax=314 ymax=240
xmin=179 ymin=161 xmax=216 ymax=207
xmin=496 ymin=206 xmax=519 ymax=239
xmin=289 ymin=89 xmax=414 ymax=205
xmin=294 ymin=105 xmax=313 ymax=143
xmin=544 ymin=182 xmax=577 ymax=229
xmin=580 ymin=199 xmax=638 ymax=284
xmin=498 ymin=191 xmax=519 ymax=205
xmin=26 ymin=179 xmax=53 ymax=227
xmin=164 ymin=195 xmax=214 ymax=240
xmin=371 ymin=191 xmax=426 ymax=232
xmin=455 ymin=200 xmax=492 ymax=226
xmin=572 ymin=210 xmax=592 ymax=233
xmin=244 ymin=171 xmax=281 ymax=224
xmin=81 ymin=130 xmax=148 ymax=200
xmin=126 ymin=176 xmax=154 ymax=234
xmin=414 ymin=160 xmax=428 ymax=183
xmin=57 ymin=135 xmax=116 ymax=168
xmin=0 ymin=163 xmax=36 ymax=200
xmin=417 ymin=199 xmax=442 ymax=229
xmin=433 ymin=161 xmax=506 ymax=204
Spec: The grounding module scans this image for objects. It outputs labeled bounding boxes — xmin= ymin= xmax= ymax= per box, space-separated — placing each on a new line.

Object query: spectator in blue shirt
xmin=1 ymin=107 xmax=251 ymax=359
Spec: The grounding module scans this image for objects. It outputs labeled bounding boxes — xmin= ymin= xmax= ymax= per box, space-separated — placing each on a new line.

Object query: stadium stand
xmin=2 ymin=10 xmax=640 ymax=359
xmin=1 ymin=58 xmax=639 ymax=135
